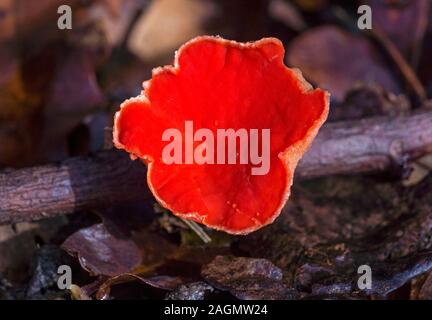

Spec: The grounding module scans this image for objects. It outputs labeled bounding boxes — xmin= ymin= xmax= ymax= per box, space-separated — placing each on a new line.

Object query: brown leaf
xmin=364 ymin=252 xmax=432 ymax=297
xmin=287 ymin=25 xmax=400 ymax=101
xmin=62 ymin=223 xmax=142 ymax=277
xmin=96 ymin=274 xmax=185 ymax=299
xmin=268 ymin=0 xmax=307 ymax=32
xmin=201 ymin=256 xmax=298 ymax=300
xmin=15 ymin=0 xmax=82 ymax=47
xmin=369 ymin=0 xmax=429 ymax=59
xmin=43 ymin=48 xmax=106 ymax=135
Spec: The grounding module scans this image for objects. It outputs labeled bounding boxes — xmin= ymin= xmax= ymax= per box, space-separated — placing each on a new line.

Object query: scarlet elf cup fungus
xmin=113 ymin=36 xmax=329 ymax=235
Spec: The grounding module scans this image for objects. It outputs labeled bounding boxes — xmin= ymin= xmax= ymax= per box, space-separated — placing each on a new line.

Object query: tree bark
xmin=1 ymin=111 xmax=432 ymax=224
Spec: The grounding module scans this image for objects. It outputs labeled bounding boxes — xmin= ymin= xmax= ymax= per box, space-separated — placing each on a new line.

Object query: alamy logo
xmin=357 ymin=5 xmax=372 ymax=30
xmin=162 ymin=121 xmax=270 ymax=175
xmin=57 ymin=5 xmax=72 ymax=30
xmin=357 ymin=264 xmax=372 ymax=290
xmin=57 ymin=265 xmax=72 ymax=290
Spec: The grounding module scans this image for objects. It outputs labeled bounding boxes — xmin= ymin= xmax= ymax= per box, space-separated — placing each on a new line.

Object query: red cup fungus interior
xmin=113 ymin=36 xmax=329 ymax=235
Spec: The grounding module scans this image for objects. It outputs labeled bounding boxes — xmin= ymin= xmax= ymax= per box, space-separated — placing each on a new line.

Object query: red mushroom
xmin=113 ymin=36 xmax=329 ymax=234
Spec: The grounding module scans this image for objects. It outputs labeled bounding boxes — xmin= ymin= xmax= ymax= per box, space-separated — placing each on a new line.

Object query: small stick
xmin=411 ymin=0 xmax=430 ymax=70
xmin=181 ymin=219 xmax=212 ymax=244
xmin=332 ymin=5 xmax=427 ymax=102
xmin=369 ymin=27 xmax=427 ymax=102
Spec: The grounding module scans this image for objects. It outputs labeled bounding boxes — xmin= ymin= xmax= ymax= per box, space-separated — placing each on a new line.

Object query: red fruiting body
xmin=113 ymin=36 xmax=329 ymax=234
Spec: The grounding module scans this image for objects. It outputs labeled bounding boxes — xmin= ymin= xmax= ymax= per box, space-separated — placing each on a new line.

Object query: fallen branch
xmin=296 ymin=110 xmax=432 ymax=179
xmin=1 ymin=111 xmax=432 ymax=225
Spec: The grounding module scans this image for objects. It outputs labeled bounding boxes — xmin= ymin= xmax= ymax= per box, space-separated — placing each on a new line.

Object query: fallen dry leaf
xmin=287 ymin=25 xmax=400 ymax=101
xmin=96 ymin=274 xmax=185 ymax=299
xmin=369 ymin=0 xmax=429 ymax=59
xmin=62 ymin=223 xmax=142 ymax=277
xmin=201 ymin=256 xmax=298 ymax=300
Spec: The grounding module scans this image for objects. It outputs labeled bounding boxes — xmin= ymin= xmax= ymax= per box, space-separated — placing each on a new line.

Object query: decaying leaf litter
xmin=1 ymin=0 xmax=432 ymax=300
